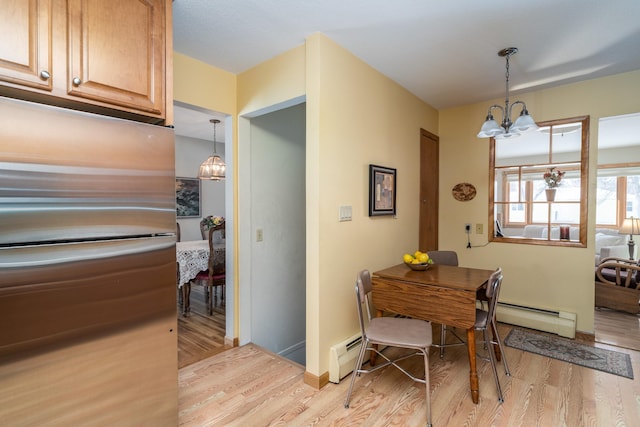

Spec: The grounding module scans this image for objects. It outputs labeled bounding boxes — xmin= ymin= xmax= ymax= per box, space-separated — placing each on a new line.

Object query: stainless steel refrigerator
xmin=0 ymin=97 xmax=178 ymax=425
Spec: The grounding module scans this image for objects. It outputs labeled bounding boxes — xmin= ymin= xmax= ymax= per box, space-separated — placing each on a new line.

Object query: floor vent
xmin=496 ymin=302 xmax=576 ymax=338
xmin=329 ymin=333 xmax=368 ymax=383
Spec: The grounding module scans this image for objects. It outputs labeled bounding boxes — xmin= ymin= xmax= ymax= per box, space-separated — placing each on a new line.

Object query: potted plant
xmin=543 ymin=167 xmax=565 ymax=201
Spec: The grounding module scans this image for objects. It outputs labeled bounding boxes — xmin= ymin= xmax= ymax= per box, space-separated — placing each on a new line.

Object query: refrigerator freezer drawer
xmin=0 ymin=236 xmax=176 ymax=358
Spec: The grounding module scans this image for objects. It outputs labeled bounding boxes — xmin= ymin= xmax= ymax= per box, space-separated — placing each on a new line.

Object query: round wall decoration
xmin=452 ymin=183 xmax=476 ymax=201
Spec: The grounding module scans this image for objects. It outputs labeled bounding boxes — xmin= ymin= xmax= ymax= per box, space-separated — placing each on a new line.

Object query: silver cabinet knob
xmin=72 ymin=77 xmax=81 ymax=86
xmin=40 ymin=70 xmax=51 ymax=80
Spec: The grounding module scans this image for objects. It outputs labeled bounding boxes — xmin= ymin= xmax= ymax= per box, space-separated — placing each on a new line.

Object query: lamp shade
xmin=619 ymin=217 xmax=640 ymax=235
xmin=510 ymin=113 xmax=539 ymax=133
xmin=198 ymin=155 xmax=226 ymax=181
xmin=477 ymin=118 xmax=505 ymax=138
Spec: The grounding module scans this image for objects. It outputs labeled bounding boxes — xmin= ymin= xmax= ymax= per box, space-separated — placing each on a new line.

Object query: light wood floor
xmin=179 ymin=318 xmax=640 ymax=426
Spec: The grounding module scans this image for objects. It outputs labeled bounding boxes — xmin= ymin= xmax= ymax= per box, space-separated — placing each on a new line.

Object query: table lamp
xmin=618 ymin=216 xmax=640 ymax=260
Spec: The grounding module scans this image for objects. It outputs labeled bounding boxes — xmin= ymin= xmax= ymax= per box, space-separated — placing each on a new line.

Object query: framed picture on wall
xmin=369 ymin=164 xmax=396 ymax=216
xmin=176 ymin=177 xmax=201 ymax=218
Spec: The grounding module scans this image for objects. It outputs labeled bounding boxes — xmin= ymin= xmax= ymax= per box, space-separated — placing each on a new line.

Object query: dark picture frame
xmin=176 ymin=177 xmax=201 ymax=218
xmin=369 ymin=164 xmax=396 ymax=216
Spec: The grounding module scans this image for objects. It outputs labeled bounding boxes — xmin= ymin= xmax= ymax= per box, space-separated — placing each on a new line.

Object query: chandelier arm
xmin=486 ymin=104 xmax=504 ymax=122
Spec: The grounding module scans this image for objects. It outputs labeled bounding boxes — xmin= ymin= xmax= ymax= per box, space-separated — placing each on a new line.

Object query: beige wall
xmin=173 ymin=52 xmax=237 ymax=115
xmin=439 ymin=69 xmax=640 ymax=334
xmin=306 ymin=34 xmax=438 ymax=377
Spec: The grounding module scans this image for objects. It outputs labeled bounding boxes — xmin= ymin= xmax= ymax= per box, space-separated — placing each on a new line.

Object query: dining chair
xmin=344 ymin=270 xmax=433 ymax=427
xmin=475 ymin=267 xmax=511 ymax=403
xmin=192 ymin=222 xmax=226 ymax=315
xmin=176 ymin=222 xmax=181 ymax=242
xmin=427 ymin=250 xmax=465 ymax=358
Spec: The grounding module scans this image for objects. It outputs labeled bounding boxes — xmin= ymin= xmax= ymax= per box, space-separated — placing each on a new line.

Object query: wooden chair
xmin=595 ymin=257 xmax=640 ymax=314
xmin=344 ymin=270 xmax=433 ymax=427
xmin=191 ymin=222 xmax=226 ymax=315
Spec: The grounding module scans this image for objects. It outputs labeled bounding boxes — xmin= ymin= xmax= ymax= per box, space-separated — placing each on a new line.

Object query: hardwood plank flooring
xmin=594 ymin=307 xmax=640 ymax=351
xmin=178 ymin=321 xmax=640 ymax=426
xmin=178 ymin=285 xmax=232 ymax=369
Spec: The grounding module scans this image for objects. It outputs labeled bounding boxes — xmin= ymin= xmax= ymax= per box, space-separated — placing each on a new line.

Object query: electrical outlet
xmin=476 ymin=223 xmax=483 ymax=234
xmin=465 ymin=223 xmax=471 ymax=233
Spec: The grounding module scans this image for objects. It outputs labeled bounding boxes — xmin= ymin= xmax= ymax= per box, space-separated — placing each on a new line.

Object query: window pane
xmin=596 ymin=176 xmax=617 ymax=225
xmin=628 ymin=175 xmax=640 ymax=218
xmin=545 ymin=122 xmax=582 ymax=163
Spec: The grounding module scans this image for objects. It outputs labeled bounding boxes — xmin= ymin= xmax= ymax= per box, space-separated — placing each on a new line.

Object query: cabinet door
xmin=67 ymin=0 xmax=164 ymax=115
xmin=0 ymin=0 xmax=53 ymax=91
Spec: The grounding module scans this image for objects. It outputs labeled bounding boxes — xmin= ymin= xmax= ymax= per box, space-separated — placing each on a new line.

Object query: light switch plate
xmin=339 ymin=205 xmax=352 ymax=221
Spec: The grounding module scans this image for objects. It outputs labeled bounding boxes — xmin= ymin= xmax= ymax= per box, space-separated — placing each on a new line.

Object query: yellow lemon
xmin=413 ymin=250 xmax=422 ymax=258
xmin=403 ymin=254 xmax=414 ymax=263
xmin=411 ymin=258 xmax=421 ymax=264
xmin=418 ymin=253 xmax=429 ymax=263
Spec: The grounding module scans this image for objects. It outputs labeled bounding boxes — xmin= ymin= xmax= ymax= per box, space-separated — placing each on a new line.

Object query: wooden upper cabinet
xmin=67 ymin=0 xmax=164 ymax=116
xmin=0 ymin=0 xmax=53 ymax=91
xmin=0 ymin=0 xmax=170 ymax=124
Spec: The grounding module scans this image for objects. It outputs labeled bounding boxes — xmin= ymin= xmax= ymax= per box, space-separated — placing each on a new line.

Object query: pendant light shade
xmin=199 ymin=118 xmax=226 ymax=181
xmin=477 ymin=47 xmax=539 ymax=139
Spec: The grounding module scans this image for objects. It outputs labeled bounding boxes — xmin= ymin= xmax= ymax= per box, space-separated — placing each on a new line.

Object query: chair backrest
xmin=355 ymin=270 xmax=374 ymax=336
xmin=426 ymin=250 xmax=459 ymax=266
xmin=485 ymin=268 xmax=503 ymax=321
xmin=200 ymin=218 xmax=209 ymax=240
xmin=207 ymin=222 xmax=226 ymax=275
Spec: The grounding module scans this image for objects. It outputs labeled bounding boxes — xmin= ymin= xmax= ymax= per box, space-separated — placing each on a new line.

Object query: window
xmin=490 ymin=116 xmax=589 ymax=246
xmin=596 ymin=170 xmax=640 ymax=227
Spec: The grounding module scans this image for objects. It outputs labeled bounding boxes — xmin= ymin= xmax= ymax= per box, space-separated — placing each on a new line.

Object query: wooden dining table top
xmin=373 ymin=263 xmax=495 ymax=291
xmin=371 ymin=263 xmax=495 ymax=330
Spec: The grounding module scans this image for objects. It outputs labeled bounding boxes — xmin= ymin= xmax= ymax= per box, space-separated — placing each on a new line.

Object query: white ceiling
xmin=172 ymin=0 xmax=640 ymax=144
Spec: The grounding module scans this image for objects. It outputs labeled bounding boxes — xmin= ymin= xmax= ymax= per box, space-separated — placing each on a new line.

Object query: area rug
xmin=504 ymin=328 xmax=634 ymax=379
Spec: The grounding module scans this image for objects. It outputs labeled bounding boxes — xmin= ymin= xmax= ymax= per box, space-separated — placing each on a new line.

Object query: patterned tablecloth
xmin=176 ymin=240 xmax=225 ymax=287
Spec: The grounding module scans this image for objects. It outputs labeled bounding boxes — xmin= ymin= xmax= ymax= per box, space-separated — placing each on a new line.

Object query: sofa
xmin=518 ymin=225 xmax=628 ymax=266
xmin=595 ymin=257 xmax=640 ymax=314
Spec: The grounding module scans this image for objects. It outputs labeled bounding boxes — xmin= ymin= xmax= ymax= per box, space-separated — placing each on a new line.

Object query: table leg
xmin=467 ymin=328 xmax=479 ymax=404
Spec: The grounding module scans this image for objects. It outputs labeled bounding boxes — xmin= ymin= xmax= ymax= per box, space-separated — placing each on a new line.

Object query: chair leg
xmin=440 ymin=324 xmax=446 ymax=358
xmin=491 ymin=320 xmax=511 ymax=376
xmin=207 ymin=284 xmax=213 ymax=315
xmin=422 ymin=349 xmax=432 ymax=427
xmin=344 ymin=340 xmax=369 ymax=408
xmin=484 ymin=328 xmax=504 ymax=403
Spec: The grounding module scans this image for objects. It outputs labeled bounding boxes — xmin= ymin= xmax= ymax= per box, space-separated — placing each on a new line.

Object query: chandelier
xmin=198 ymin=118 xmax=226 ymax=181
xmin=477 ymin=47 xmax=539 ymax=139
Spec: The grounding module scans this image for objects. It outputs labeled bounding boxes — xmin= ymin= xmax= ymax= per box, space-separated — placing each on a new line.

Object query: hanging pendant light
xmin=477 ymin=47 xmax=539 ymax=139
xmin=198 ymin=118 xmax=226 ymax=181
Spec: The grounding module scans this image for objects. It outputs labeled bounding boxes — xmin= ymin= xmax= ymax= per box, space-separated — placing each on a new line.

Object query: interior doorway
xmin=593 ymin=112 xmax=640 ymax=351
xmin=173 ymin=102 xmax=235 ymax=367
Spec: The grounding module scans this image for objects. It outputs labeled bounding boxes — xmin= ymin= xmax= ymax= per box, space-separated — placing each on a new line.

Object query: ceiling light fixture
xmin=477 ymin=47 xmax=539 ymax=139
xmin=198 ymin=118 xmax=226 ymax=181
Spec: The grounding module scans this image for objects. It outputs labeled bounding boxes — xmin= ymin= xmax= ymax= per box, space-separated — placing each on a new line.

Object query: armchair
xmin=595 ymin=257 xmax=640 ymax=314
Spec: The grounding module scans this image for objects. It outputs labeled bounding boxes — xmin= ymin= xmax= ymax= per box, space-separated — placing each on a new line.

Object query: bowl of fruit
xmin=403 ymin=251 xmax=434 ymax=271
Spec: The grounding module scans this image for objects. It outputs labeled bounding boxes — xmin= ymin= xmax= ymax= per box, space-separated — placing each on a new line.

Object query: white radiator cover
xmin=495 ymin=302 xmax=577 ymax=338
xmin=329 ymin=333 xmax=368 ymax=383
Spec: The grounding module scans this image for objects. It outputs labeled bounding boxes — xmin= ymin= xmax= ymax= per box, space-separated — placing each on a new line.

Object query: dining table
xmin=176 ymin=239 xmax=225 ymax=315
xmin=371 ymin=262 xmax=495 ymax=404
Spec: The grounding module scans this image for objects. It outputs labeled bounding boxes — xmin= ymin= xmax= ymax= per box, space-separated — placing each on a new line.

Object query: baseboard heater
xmin=495 ymin=302 xmax=576 ymax=339
xmin=329 ymin=333 xmax=369 ymax=383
